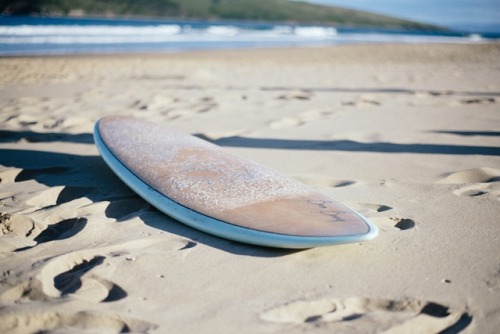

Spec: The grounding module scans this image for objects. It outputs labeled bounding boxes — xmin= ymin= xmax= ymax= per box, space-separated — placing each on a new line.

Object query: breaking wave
xmin=0 ymin=24 xmax=340 ymax=44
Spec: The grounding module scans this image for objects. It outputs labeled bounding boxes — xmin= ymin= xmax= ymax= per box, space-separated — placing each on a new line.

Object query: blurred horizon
xmin=1 ymin=0 xmax=498 ymax=56
xmin=2 ymin=15 xmax=494 ymax=57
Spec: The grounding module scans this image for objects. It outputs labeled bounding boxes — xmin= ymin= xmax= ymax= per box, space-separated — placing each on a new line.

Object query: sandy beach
xmin=0 ymin=43 xmax=499 ymax=333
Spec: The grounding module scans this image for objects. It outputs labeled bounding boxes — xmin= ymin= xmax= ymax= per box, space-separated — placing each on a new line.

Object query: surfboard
xmin=94 ymin=116 xmax=378 ymax=248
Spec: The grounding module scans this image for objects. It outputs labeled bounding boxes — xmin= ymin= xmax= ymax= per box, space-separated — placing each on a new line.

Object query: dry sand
xmin=0 ymin=43 xmax=499 ymax=333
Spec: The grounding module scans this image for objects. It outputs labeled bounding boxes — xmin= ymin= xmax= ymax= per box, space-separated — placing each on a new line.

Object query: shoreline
xmin=1 ymin=43 xmax=499 ymax=333
xmin=2 ymin=38 xmax=498 ymax=58
xmin=2 ymin=39 xmax=500 ymax=57
xmin=2 ymin=16 xmax=496 ymax=58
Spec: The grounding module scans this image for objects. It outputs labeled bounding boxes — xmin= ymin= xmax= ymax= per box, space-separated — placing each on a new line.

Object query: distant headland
xmin=0 ymin=0 xmax=442 ymax=31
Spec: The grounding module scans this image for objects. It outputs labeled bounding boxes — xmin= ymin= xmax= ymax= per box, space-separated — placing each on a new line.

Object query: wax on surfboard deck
xmin=94 ymin=116 xmax=378 ymax=248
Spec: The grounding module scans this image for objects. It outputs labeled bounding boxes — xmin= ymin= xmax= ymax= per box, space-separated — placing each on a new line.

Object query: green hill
xmin=0 ymin=0 xmax=440 ymax=30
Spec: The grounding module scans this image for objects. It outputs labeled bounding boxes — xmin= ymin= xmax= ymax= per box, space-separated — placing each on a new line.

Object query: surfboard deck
xmin=94 ymin=116 xmax=378 ymax=248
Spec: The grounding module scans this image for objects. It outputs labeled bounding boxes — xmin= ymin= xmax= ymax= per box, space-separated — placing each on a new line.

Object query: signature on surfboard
xmin=308 ymin=200 xmax=358 ymax=223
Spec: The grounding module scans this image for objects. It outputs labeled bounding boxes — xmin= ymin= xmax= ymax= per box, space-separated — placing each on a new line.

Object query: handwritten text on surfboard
xmin=308 ymin=200 xmax=360 ymax=223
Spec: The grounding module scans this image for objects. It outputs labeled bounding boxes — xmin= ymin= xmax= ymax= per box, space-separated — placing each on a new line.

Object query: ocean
xmin=0 ymin=16 xmax=497 ymax=56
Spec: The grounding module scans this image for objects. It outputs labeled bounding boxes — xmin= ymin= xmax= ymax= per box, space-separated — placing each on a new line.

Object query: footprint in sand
xmin=152 ymin=96 xmax=217 ymax=119
xmin=0 ymin=212 xmax=35 ymax=237
xmin=53 ymin=255 xmax=105 ymax=295
xmin=292 ymin=174 xmax=356 ymax=188
xmin=260 ymin=297 xmax=471 ymax=333
xmin=439 ymin=167 xmax=500 ymax=200
xmin=42 ymin=116 xmax=65 ymax=130
xmin=53 ymin=255 xmax=127 ymax=303
xmin=194 ymin=96 xmax=218 ymax=113
xmin=0 ymin=213 xmax=38 ymax=252
xmin=460 ymin=97 xmax=496 ymax=105
xmin=14 ymin=217 xmax=87 ymax=252
xmin=453 ymin=184 xmax=491 ymax=197
xmin=277 ymin=90 xmax=313 ymax=101
xmin=390 ymin=218 xmax=416 ymax=230
xmin=342 ymin=99 xmax=381 ymax=108
xmin=10 ymin=113 xmax=39 ymax=127
xmin=133 ymin=95 xmax=180 ymax=112
xmin=348 ymin=201 xmax=410 ymax=231
xmin=163 ymin=108 xmax=198 ymax=120
xmin=370 ymin=217 xmax=416 ymax=231
xmin=439 ymin=167 xmax=500 ymax=184
xmin=37 ymin=252 xmax=125 ymax=303
xmin=356 ymin=203 xmax=393 ymax=213
xmin=0 ymin=311 xmax=156 ymax=334
xmin=0 ymin=277 xmax=49 ymax=303
xmin=30 ymin=238 xmax=197 ymax=303
xmin=0 ymin=253 xmax=124 ymax=305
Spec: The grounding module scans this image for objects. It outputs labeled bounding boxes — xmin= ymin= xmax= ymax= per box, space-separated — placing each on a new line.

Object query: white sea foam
xmin=206 ymin=26 xmax=239 ymax=36
xmin=0 ymin=24 xmax=184 ymax=44
xmin=0 ymin=24 xmax=341 ymax=44
xmin=0 ymin=24 xmax=182 ymax=36
xmin=272 ymin=25 xmax=294 ymax=34
xmin=294 ymin=26 xmax=337 ymax=37
xmin=468 ymin=33 xmax=483 ymax=41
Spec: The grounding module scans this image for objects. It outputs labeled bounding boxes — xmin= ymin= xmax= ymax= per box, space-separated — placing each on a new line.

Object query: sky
xmin=310 ymin=0 xmax=500 ymax=32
